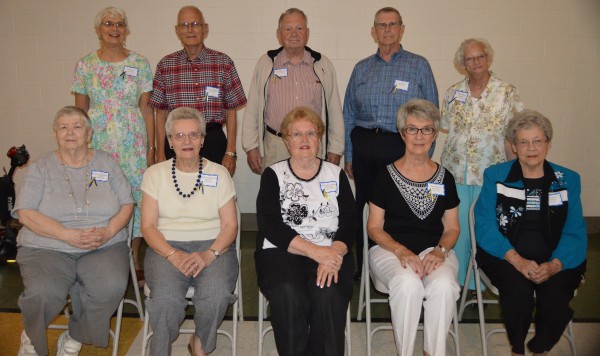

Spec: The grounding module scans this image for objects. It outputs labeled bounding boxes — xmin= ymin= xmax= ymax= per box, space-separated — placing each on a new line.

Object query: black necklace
xmin=172 ymin=156 xmax=203 ymax=198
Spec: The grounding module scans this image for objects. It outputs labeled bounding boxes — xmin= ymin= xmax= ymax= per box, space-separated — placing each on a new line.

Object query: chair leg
xmin=258 ymin=292 xmax=265 ymax=356
xmin=126 ymin=249 xmax=144 ymax=321
xmin=345 ymin=306 xmax=352 ymax=356
xmin=567 ymin=319 xmax=577 ymax=356
xmin=111 ymin=298 xmax=124 ymax=356
xmin=357 ymin=266 xmax=365 ymax=321
xmin=452 ymin=305 xmax=460 ymax=356
xmin=458 ymin=257 xmax=474 ymax=321
xmin=475 ymin=269 xmax=488 ymax=356
xmin=141 ymin=308 xmax=151 ymax=356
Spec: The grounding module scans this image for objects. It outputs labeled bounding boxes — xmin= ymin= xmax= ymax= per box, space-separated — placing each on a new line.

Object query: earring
xmin=170 ymin=145 xmax=173 ymax=149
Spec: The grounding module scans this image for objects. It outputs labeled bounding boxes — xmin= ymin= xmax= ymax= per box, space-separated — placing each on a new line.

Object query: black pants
xmin=164 ymin=122 xmax=227 ymax=163
xmin=350 ymin=126 xmax=405 ymax=271
xmin=255 ymin=249 xmax=354 ymax=356
xmin=477 ymin=248 xmax=585 ymax=354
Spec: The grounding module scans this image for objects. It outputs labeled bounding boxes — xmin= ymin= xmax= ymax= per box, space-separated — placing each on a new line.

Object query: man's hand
xmin=344 ymin=162 xmax=354 ymax=179
xmin=221 ymin=155 xmax=236 ymax=176
xmin=246 ymin=148 xmax=263 ymax=174
xmin=326 ymin=152 xmax=341 ymax=166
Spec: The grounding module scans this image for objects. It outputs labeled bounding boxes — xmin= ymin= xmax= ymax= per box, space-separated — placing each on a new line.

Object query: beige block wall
xmin=0 ymin=0 xmax=598 ymax=215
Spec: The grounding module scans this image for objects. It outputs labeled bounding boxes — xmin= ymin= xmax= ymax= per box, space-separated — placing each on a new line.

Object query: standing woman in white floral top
xmin=72 ymin=6 xmax=155 ymax=286
xmin=440 ymin=38 xmax=524 ymax=290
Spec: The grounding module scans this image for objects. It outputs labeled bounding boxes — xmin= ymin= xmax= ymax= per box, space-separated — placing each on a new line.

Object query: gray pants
xmin=17 ymin=241 xmax=129 ymax=356
xmin=145 ymin=240 xmax=238 ymax=355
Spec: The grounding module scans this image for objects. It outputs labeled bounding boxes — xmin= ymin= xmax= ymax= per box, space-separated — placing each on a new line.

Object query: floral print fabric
xmin=440 ymin=72 xmax=524 ymax=185
xmin=72 ymin=51 xmax=153 ymax=236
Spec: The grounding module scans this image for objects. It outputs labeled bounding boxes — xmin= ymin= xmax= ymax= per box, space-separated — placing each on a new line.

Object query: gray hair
xmin=374 ymin=7 xmax=403 ymax=26
xmin=396 ymin=99 xmax=441 ymax=132
xmin=177 ymin=6 xmax=205 ymax=23
xmin=94 ymin=7 xmax=130 ymax=36
xmin=165 ymin=107 xmax=206 ymax=137
xmin=53 ymin=106 xmax=92 ymax=131
xmin=505 ymin=109 xmax=553 ymax=143
xmin=453 ymin=38 xmax=494 ymax=72
xmin=278 ymin=8 xmax=308 ymax=28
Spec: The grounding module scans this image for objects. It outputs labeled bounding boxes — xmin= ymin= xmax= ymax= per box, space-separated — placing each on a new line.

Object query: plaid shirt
xmin=149 ymin=47 xmax=247 ymax=124
xmin=343 ymin=47 xmax=438 ymax=161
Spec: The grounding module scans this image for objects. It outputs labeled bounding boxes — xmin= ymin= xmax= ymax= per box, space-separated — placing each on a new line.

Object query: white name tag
xmin=91 ymin=170 xmax=109 ymax=182
xmin=200 ymin=173 xmax=218 ymax=187
xmin=319 ymin=181 xmax=338 ymax=194
xmin=427 ymin=183 xmax=445 ymax=196
xmin=549 ymin=192 xmax=563 ymax=206
xmin=123 ymin=66 xmax=138 ymax=77
xmin=453 ymin=90 xmax=468 ymax=102
xmin=394 ymin=80 xmax=409 ymax=91
xmin=206 ymin=86 xmax=220 ymax=98
xmin=274 ymin=68 xmax=288 ymax=77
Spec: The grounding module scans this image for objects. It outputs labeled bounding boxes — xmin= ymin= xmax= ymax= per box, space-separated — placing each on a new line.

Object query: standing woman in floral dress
xmin=72 ymin=6 xmax=155 ymax=285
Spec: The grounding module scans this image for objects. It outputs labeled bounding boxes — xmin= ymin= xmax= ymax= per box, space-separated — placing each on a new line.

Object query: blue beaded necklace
xmin=172 ymin=156 xmax=203 ymax=198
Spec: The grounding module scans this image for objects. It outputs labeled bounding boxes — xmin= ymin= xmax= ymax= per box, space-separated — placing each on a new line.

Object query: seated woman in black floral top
xmin=255 ymin=107 xmax=356 ymax=356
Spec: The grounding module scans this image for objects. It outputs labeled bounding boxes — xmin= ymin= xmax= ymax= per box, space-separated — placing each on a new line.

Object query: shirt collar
xmin=177 ymin=46 xmax=208 ymax=63
xmin=275 ymin=49 xmax=313 ymax=67
xmin=376 ymin=45 xmax=404 ymax=61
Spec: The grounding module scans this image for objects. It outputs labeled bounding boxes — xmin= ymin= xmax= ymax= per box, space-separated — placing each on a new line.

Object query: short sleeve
xmin=11 ymin=161 xmax=45 ymax=218
xmin=141 ymin=164 xmax=160 ymax=200
xmin=443 ymin=169 xmax=460 ymax=210
xmin=369 ymin=169 xmax=390 ymax=210
xmin=139 ymin=57 xmax=153 ymax=93
xmin=216 ymin=166 xmax=236 ymax=208
xmin=108 ymin=156 xmax=134 ymax=205
xmin=71 ymin=59 xmax=87 ymax=95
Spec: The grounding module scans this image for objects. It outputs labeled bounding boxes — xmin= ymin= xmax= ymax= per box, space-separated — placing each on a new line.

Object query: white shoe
xmin=18 ymin=331 xmax=38 ymax=355
xmin=56 ymin=331 xmax=82 ymax=356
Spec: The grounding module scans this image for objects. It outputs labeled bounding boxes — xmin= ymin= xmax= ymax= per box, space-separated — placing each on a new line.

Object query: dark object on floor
xmin=0 ymin=145 xmax=30 ymax=263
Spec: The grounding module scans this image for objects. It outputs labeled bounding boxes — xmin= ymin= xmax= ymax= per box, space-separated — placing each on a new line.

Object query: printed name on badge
xmin=319 ymin=181 xmax=338 ymax=194
xmin=206 ymin=86 xmax=220 ymax=98
xmin=427 ymin=183 xmax=445 ymax=196
xmin=394 ymin=80 xmax=409 ymax=91
xmin=549 ymin=192 xmax=563 ymax=206
xmin=123 ymin=66 xmax=138 ymax=77
xmin=200 ymin=173 xmax=218 ymax=187
xmin=91 ymin=170 xmax=109 ymax=182
xmin=274 ymin=68 xmax=288 ymax=77
xmin=454 ymin=90 xmax=468 ymax=103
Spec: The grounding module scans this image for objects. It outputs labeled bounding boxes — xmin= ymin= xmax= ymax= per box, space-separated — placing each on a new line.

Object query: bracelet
xmin=224 ymin=151 xmax=237 ymax=158
xmin=435 ymin=244 xmax=450 ymax=257
xmin=148 ymin=147 xmax=156 ymax=151
xmin=165 ymin=249 xmax=176 ymax=260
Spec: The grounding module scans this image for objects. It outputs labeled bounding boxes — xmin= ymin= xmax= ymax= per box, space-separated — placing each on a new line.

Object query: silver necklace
xmin=58 ymin=150 xmax=91 ymax=221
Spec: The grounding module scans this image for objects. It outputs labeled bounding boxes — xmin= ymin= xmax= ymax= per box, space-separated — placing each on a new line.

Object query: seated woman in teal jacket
xmin=474 ymin=109 xmax=586 ymax=356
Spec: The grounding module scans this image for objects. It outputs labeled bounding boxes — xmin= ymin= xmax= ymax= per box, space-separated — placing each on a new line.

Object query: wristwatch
xmin=435 ymin=244 xmax=450 ymax=257
xmin=224 ymin=151 xmax=237 ymax=158
xmin=209 ymin=248 xmax=220 ymax=258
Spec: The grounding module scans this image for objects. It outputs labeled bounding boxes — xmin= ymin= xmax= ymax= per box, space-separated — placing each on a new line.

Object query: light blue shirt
xmin=343 ymin=47 xmax=438 ymax=161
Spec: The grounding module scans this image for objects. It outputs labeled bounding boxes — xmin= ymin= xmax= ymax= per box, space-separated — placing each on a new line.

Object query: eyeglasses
xmin=287 ymin=131 xmax=318 ymax=141
xmin=516 ymin=138 xmax=548 ymax=148
xmin=176 ymin=22 xmax=206 ymax=30
xmin=464 ymin=54 xmax=487 ymax=63
xmin=403 ymin=127 xmax=435 ymax=135
xmin=101 ymin=21 xmax=127 ymax=28
xmin=169 ymin=132 xmax=203 ymax=141
xmin=374 ymin=21 xmax=401 ymax=30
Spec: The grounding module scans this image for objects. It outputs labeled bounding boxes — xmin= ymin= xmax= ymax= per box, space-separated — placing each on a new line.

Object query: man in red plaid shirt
xmin=149 ymin=5 xmax=246 ymax=175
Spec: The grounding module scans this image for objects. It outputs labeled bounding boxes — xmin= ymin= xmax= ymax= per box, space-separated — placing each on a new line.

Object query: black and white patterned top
xmin=256 ymin=159 xmax=356 ymax=251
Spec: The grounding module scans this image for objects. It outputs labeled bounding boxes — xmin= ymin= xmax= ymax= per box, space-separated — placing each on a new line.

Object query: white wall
xmin=0 ymin=0 xmax=599 ymax=215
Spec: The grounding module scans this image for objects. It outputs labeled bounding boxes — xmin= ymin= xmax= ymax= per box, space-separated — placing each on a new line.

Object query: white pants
xmin=369 ymin=246 xmax=460 ymax=356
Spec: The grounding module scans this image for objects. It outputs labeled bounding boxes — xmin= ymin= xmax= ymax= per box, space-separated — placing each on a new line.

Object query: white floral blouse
xmin=440 ymin=72 xmax=524 ymax=185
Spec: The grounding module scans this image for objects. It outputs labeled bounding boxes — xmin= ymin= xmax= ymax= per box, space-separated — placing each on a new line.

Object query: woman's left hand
xmin=146 ymin=150 xmax=155 ymax=167
xmin=180 ymin=250 xmax=215 ymax=278
xmin=79 ymin=227 xmax=113 ymax=249
xmin=316 ymin=263 xmax=338 ymax=288
xmin=422 ymin=248 xmax=445 ymax=276
xmin=529 ymin=259 xmax=562 ymax=284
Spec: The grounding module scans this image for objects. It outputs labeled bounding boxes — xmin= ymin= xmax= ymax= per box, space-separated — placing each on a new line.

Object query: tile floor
xmin=126 ymin=320 xmax=600 ymax=355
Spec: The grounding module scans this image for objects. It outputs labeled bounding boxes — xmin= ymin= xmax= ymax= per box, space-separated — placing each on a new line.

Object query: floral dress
xmin=72 ymin=51 xmax=153 ymax=237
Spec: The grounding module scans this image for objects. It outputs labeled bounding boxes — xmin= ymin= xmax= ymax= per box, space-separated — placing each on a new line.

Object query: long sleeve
xmin=256 ymin=167 xmax=299 ymax=250
xmin=343 ymin=67 xmax=359 ymax=162
xmin=331 ymin=170 xmax=356 ymax=247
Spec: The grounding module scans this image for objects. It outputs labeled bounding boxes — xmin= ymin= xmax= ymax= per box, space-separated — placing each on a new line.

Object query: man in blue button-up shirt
xmin=343 ymin=6 xmax=438 ymax=276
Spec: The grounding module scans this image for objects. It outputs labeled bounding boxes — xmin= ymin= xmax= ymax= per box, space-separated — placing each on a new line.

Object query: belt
xmin=266 ymin=125 xmax=283 ymax=137
xmin=356 ymin=126 xmax=396 ymax=134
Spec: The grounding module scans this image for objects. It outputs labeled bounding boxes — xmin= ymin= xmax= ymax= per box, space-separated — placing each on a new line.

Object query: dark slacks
xmin=477 ymin=248 xmax=585 ymax=354
xmin=255 ymin=249 xmax=354 ymax=356
xmin=164 ymin=122 xmax=227 ymax=163
xmin=350 ymin=126 xmax=405 ymax=271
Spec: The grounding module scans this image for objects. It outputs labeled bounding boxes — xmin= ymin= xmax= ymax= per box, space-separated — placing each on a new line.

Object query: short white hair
xmin=94 ymin=7 xmax=130 ymax=36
